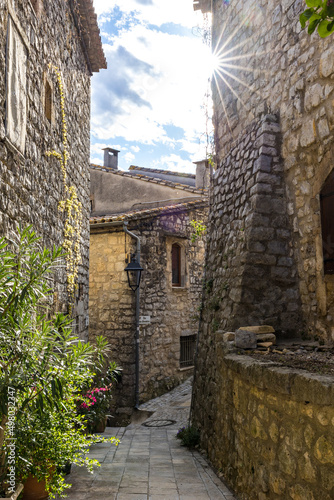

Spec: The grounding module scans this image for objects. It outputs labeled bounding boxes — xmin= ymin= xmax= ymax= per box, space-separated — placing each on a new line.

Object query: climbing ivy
xmin=300 ymin=0 xmax=334 ymax=37
xmin=46 ymin=65 xmax=83 ymax=309
xmin=190 ymin=220 xmax=207 ymax=243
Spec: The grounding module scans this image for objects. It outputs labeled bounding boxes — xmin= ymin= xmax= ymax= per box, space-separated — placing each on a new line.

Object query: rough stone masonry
xmin=198 ymin=0 xmax=334 ymax=342
xmin=0 ymin=0 xmax=105 ymax=338
xmin=191 ymin=1 xmax=334 ymax=498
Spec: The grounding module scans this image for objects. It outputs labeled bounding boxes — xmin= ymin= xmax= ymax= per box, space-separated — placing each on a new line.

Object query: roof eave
xmin=76 ymin=0 xmax=107 ymax=73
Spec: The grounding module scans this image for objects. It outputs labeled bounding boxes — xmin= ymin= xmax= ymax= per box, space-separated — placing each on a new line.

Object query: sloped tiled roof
xmin=129 ymin=165 xmax=196 ymax=179
xmin=90 ymin=164 xmax=208 ymax=195
xmin=77 ymin=0 xmax=107 ymax=72
xmin=90 ymin=199 xmax=208 ymax=225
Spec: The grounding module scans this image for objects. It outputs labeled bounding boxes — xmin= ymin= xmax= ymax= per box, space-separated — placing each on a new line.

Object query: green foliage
xmin=204 ymin=278 xmax=214 ymax=294
xmin=300 ymin=0 xmax=334 ymax=37
xmin=176 ymin=426 xmax=200 ymax=448
xmin=212 ymin=318 xmax=219 ymax=333
xmin=0 ymin=226 xmax=119 ymax=498
xmin=190 ymin=220 xmax=207 ymax=243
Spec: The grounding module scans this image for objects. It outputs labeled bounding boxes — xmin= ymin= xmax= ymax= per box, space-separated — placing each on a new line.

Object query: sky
xmin=90 ymin=0 xmax=212 ymax=173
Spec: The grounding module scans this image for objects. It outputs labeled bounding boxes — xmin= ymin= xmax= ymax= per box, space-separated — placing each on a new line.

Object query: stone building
xmin=193 ymin=0 xmax=334 ymax=343
xmin=191 ymin=1 xmax=334 ymax=499
xmin=89 ymin=152 xmax=209 ymax=420
xmin=0 ymin=0 xmax=106 ymax=338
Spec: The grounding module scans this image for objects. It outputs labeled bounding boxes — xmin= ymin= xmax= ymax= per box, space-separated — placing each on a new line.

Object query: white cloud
xmin=153 ymin=153 xmax=196 ymax=174
xmin=91 ymin=157 xmax=103 ymax=166
xmin=94 ymin=0 xmax=202 ymax=28
xmin=131 ymin=145 xmax=140 ymax=152
xmin=91 ymin=23 xmax=211 ymax=146
xmin=124 ymin=152 xmax=136 ymax=164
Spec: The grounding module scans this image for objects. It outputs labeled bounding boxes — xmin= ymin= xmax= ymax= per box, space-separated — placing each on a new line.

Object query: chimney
xmin=194 ymin=159 xmax=210 ymax=190
xmin=103 ymin=147 xmax=120 ymax=169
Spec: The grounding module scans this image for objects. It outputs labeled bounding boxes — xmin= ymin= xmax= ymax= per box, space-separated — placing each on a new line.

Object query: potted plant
xmin=77 ymin=337 xmax=122 ymax=433
xmin=0 ymin=226 xmax=119 ymax=498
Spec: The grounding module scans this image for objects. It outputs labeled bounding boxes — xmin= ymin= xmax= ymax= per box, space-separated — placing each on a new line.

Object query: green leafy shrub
xmin=0 ymin=226 xmax=119 ymax=498
xmin=300 ymin=0 xmax=334 ymax=37
xmin=176 ymin=425 xmax=200 ymax=448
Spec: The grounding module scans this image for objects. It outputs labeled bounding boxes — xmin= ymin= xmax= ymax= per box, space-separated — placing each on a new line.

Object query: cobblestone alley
xmin=62 ymin=378 xmax=236 ymax=500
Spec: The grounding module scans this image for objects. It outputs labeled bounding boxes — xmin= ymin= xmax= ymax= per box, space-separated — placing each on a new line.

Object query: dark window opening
xmin=320 ymin=170 xmax=334 ymax=274
xmin=180 ymin=335 xmax=196 ymax=368
xmin=45 ymin=80 xmax=52 ymax=122
xmin=172 ymin=243 xmax=181 ymax=286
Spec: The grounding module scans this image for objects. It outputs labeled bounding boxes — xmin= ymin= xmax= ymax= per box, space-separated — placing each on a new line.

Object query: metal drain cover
xmin=142 ymin=419 xmax=176 ymax=427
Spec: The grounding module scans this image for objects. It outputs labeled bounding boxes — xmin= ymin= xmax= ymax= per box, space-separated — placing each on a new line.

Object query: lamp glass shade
xmin=124 ymin=258 xmax=143 ymax=292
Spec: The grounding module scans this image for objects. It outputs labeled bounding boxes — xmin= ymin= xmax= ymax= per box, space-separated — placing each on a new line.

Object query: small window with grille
xmin=320 ymin=170 xmax=334 ymax=274
xmin=180 ymin=334 xmax=196 ymax=368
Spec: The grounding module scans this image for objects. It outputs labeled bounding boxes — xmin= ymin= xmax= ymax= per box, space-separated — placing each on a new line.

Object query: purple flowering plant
xmin=77 ymin=336 xmax=122 ymax=431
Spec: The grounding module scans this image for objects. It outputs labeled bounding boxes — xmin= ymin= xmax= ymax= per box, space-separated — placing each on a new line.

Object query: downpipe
xmin=123 ymin=222 xmax=141 ymax=409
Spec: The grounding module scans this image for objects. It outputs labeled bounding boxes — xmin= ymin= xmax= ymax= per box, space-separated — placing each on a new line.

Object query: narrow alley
xmin=62 ymin=379 xmax=236 ymax=500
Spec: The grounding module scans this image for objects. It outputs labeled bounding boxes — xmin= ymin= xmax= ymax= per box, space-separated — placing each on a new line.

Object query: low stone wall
xmin=192 ymin=339 xmax=334 ymax=500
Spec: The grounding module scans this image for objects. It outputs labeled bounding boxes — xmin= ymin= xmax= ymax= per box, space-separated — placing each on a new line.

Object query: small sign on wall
xmin=139 ymin=316 xmax=151 ymax=325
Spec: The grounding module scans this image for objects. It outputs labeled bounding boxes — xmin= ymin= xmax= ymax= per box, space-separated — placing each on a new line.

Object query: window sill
xmin=179 ymin=366 xmax=194 ymax=372
xmin=172 ymin=286 xmax=188 ymax=291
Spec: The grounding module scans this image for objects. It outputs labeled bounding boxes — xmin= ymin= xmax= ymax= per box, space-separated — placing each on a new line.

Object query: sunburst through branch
xmin=207 ymin=3 xmax=273 ymax=138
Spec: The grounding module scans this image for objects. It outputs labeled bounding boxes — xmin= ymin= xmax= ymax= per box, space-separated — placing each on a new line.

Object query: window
xmin=172 ymin=243 xmax=181 ymax=286
xmin=320 ymin=170 xmax=334 ymax=274
xmin=5 ymin=16 xmax=28 ymax=153
xmin=180 ymin=335 xmax=196 ymax=368
xmin=44 ymin=79 xmax=52 ymax=122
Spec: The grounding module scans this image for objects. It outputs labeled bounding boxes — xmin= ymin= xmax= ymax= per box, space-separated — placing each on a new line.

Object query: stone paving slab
xmin=58 ymin=379 xmax=237 ymax=500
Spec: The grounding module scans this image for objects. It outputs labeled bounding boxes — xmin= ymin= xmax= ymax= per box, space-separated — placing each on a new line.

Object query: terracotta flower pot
xmin=93 ymin=416 xmax=107 ymax=433
xmin=22 ymin=475 xmax=49 ymax=500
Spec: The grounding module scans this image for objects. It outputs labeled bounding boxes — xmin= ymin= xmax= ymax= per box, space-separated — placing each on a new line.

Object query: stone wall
xmin=0 ymin=0 xmax=93 ymax=338
xmin=192 ymin=338 xmax=334 ymax=500
xmin=205 ymin=113 xmax=301 ymax=336
xmin=208 ymin=0 xmax=334 ymax=341
xmin=89 ymin=205 xmax=207 ymax=420
xmin=89 ymin=230 xmax=136 ymax=420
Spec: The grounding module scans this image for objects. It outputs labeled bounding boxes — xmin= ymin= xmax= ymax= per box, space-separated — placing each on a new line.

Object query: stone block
xmin=235 ymin=329 xmax=257 ymax=349
xmin=300 ymin=120 xmax=316 ymax=147
xmin=238 ymin=325 xmax=275 ymax=334
xmin=257 ymin=333 xmax=276 ymax=343
xmin=223 ymin=332 xmax=235 ymax=342
xmin=258 ymin=342 xmax=273 ymax=348
xmin=253 ymin=154 xmax=273 ymax=173
xmin=320 ymin=46 xmax=334 ymax=78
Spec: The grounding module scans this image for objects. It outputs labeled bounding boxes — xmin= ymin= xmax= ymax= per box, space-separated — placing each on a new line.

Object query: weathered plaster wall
xmin=90 ymin=168 xmax=201 ymax=216
xmin=0 ymin=0 xmax=91 ymax=338
xmin=89 ymin=206 xmax=207 ymax=420
xmin=192 ymin=337 xmax=334 ymax=500
xmin=210 ymin=0 xmax=334 ymax=341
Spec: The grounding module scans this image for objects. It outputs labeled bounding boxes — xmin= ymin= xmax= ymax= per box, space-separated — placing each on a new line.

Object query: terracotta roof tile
xmin=90 ymin=199 xmax=208 ymax=225
xmin=77 ymin=0 xmax=107 ymax=72
xmin=129 ymin=165 xmax=196 ymax=179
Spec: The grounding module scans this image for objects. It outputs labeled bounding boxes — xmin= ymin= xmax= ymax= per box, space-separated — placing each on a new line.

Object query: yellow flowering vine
xmin=46 ymin=65 xmax=82 ymax=308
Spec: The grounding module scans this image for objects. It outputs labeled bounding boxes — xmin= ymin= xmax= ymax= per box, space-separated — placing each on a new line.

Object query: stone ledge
xmin=222 ymin=353 xmax=334 ymax=405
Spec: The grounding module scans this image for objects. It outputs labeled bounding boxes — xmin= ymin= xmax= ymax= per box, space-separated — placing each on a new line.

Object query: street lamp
xmin=124 ymin=254 xmax=143 ymax=292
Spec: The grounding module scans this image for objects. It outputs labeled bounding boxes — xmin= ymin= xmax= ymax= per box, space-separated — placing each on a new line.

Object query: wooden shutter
xmin=320 ymin=170 xmax=334 ymax=274
xmin=172 ymin=244 xmax=181 ymax=286
xmin=6 ymin=17 xmax=27 ymax=152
